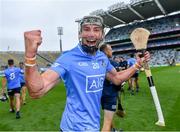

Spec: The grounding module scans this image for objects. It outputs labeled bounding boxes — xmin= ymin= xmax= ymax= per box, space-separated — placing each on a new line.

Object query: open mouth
xmin=86 ymin=39 xmax=97 ymax=46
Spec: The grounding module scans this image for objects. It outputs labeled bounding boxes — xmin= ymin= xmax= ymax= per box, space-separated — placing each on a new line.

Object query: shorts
xmin=132 ymin=72 xmax=139 ymax=78
xmin=101 ymin=96 xmax=117 ymax=112
xmin=21 ymin=82 xmax=25 ymax=87
xmin=7 ymin=88 xmax=21 ymax=96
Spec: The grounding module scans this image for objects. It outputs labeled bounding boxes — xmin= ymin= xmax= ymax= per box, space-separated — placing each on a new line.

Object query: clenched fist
xmin=136 ymin=51 xmax=151 ymax=66
xmin=24 ymin=30 xmax=42 ymax=58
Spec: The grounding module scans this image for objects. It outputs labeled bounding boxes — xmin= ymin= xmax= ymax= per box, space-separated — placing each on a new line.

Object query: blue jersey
xmin=127 ymin=58 xmax=139 ymax=73
xmin=4 ymin=67 xmax=21 ymax=89
xmin=50 ymin=44 xmax=114 ymax=131
xmin=127 ymin=58 xmax=136 ymax=67
xmin=19 ymin=68 xmax=25 ymax=83
xmin=102 ymin=59 xmax=120 ymax=98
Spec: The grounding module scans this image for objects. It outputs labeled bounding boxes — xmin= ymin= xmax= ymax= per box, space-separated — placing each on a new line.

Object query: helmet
xmin=79 ymin=15 xmax=104 ymax=54
xmin=79 ymin=15 xmax=104 ymax=30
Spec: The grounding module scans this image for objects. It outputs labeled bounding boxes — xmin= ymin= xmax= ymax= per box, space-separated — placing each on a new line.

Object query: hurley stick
xmin=37 ymin=53 xmax=53 ymax=64
xmin=130 ymin=28 xmax=165 ymax=126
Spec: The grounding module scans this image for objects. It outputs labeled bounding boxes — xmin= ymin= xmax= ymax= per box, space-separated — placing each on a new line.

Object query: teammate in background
xmin=114 ymin=56 xmax=127 ymax=118
xmin=127 ymin=54 xmax=140 ymax=95
xmin=100 ymin=44 xmax=125 ymax=131
xmin=113 ymin=56 xmax=120 ymax=63
xmin=19 ymin=62 xmax=27 ymax=105
xmin=114 ymin=56 xmax=128 ymax=71
xmin=119 ymin=57 xmax=128 ymax=71
xmin=24 ymin=15 xmax=150 ymax=131
xmin=1 ymin=59 xmax=21 ymax=119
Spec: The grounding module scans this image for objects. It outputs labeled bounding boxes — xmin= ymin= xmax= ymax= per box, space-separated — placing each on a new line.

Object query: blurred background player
xmin=127 ymin=54 xmax=140 ymax=95
xmin=1 ymin=59 xmax=21 ymax=119
xmin=0 ymin=66 xmax=8 ymax=102
xmin=119 ymin=57 xmax=128 ymax=71
xmin=19 ymin=62 xmax=27 ymax=105
xmin=114 ymin=56 xmax=127 ymax=117
xmin=100 ymin=44 xmax=125 ymax=131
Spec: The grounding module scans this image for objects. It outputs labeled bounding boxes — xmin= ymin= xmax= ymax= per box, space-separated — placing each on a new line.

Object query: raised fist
xmin=24 ymin=30 xmax=42 ymax=58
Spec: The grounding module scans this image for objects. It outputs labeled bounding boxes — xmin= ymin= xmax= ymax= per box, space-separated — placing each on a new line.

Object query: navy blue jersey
xmin=102 ymin=59 xmax=120 ymax=98
xmin=119 ymin=60 xmax=128 ymax=70
xmin=50 ymin=44 xmax=114 ymax=131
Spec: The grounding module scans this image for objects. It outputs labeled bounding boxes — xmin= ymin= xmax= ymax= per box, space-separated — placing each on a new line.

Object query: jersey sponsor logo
xmin=86 ymin=74 xmax=105 ymax=93
xmin=78 ymin=62 xmax=88 ymax=66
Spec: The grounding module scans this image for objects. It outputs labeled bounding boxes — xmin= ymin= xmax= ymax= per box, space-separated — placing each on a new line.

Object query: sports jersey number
xmin=10 ymin=73 xmax=15 ymax=80
xmin=92 ymin=62 xmax=99 ymax=69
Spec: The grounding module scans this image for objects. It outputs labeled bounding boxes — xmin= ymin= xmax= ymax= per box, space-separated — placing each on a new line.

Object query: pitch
xmin=0 ymin=66 xmax=180 ymax=131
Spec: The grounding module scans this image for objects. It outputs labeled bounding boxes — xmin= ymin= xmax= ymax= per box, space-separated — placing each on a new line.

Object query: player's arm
xmin=24 ymin=30 xmax=60 ymax=99
xmin=106 ymin=66 xmax=138 ymax=85
xmin=106 ymin=51 xmax=150 ymax=85
xmin=25 ymin=67 xmax=60 ymax=99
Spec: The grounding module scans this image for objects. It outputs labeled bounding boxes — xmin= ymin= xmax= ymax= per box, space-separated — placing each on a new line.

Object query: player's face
xmin=114 ymin=57 xmax=119 ymax=62
xmin=80 ymin=24 xmax=103 ymax=47
xmin=19 ymin=63 xmax=24 ymax=69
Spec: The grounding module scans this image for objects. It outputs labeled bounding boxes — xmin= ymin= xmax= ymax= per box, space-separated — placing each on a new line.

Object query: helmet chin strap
xmin=79 ymin=38 xmax=102 ymax=54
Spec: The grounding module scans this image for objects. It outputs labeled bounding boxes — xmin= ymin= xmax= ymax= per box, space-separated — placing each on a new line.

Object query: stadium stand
xmin=89 ymin=0 xmax=180 ymax=66
xmin=0 ymin=51 xmax=60 ymax=70
xmin=104 ymin=13 xmax=180 ymax=42
xmin=1 ymin=0 xmax=179 ymax=68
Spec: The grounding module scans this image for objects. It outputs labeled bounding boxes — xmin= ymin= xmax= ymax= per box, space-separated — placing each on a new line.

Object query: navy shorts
xmin=101 ymin=96 xmax=117 ymax=112
xmin=132 ymin=72 xmax=139 ymax=78
xmin=7 ymin=88 xmax=21 ymax=96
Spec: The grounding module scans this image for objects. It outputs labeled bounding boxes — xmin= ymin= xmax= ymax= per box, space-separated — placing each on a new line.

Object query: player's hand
xmin=136 ymin=51 xmax=151 ymax=66
xmin=24 ymin=30 xmax=42 ymax=58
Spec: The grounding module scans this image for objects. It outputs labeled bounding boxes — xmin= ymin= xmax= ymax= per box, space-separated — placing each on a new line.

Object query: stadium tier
xmin=89 ymin=0 xmax=180 ymax=66
xmin=105 ymin=13 xmax=180 ymax=42
xmin=0 ymin=51 xmax=60 ymax=70
xmin=103 ymin=13 xmax=180 ymax=66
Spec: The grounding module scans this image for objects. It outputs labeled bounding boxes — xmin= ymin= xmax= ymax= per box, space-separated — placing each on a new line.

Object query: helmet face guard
xmin=79 ymin=15 xmax=104 ymax=54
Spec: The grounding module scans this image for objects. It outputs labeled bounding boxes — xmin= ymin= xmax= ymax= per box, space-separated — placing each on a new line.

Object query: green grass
xmin=0 ymin=66 xmax=180 ymax=131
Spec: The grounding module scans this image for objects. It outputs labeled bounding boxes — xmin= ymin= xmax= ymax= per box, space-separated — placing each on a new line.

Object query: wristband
xmin=133 ymin=63 xmax=141 ymax=71
xmin=135 ymin=62 xmax=142 ymax=68
xmin=24 ymin=56 xmax=36 ymax=67
xmin=24 ymin=63 xmax=36 ymax=67
xmin=25 ymin=56 xmax=36 ymax=60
